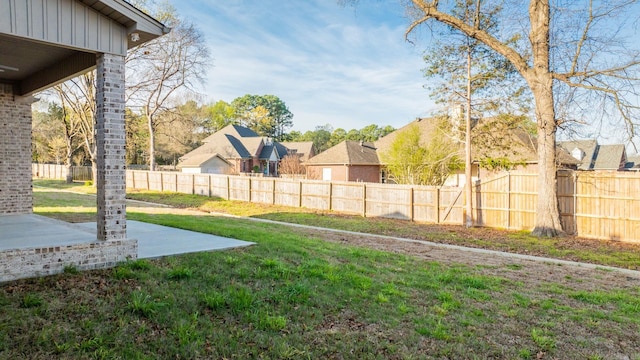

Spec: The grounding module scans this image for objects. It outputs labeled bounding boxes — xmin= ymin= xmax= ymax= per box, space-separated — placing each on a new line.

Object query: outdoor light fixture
xmin=130 ymin=32 xmax=140 ymax=42
xmin=0 ymin=65 xmax=18 ymax=72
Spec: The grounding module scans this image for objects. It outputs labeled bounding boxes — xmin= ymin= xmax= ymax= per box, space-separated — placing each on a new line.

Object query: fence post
xmin=299 ymin=181 xmax=303 ymax=207
xmin=209 ymin=174 xmax=213 ymax=197
xmin=272 ymin=179 xmax=276 ymax=205
xmin=173 ymin=173 xmax=178 ymax=192
xmin=573 ymin=171 xmax=578 ymax=235
xmin=362 ymin=183 xmax=367 ymax=217
xmin=145 ymin=171 xmax=150 ymax=190
xmin=192 ymin=174 xmax=195 ymax=195
xmin=160 ymin=172 xmax=164 ymax=192
xmin=507 ymin=172 xmax=511 ymax=229
xmin=328 ymin=182 xmax=333 ymax=211
xmin=435 ymin=188 xmax=440 ymax=224
xmin=227 ymin=176 xmax=231 ymax=200
xmin=248 ymin=178 xmax=252 ymax=202
xmin=409 ymin=187 xmax=414 ymax=221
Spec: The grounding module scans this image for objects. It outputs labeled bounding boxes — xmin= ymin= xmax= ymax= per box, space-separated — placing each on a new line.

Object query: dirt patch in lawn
xmin=297 ymin=226 xmax=640 ymax=292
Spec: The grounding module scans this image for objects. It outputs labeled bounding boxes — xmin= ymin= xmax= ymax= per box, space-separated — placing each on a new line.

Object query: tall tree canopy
xmin=230 ymin=94 xmax=293 ymax=140
xmin=203 ymin=100 xmax=237 ymax=133
xmin=392 ymin=0 xmax=640 ymax=236
xmin=287 ymin=124 xmax=395 ymax=153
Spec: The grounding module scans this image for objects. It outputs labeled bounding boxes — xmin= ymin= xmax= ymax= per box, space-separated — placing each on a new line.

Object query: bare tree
xmin=126 ymin=16 xmax=210 ymax=170
xmin=279 ymin=155 xmax=307 ymax=176
xmin=53 ymin=73 xmax=98 ymax=182
xmin=398 ymin=0 xmax=640 ymax=236
xmin=31 ymin=102 xmax=81 ymax=182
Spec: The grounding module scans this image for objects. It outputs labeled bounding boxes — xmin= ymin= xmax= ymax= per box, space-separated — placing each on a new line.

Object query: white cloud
xmin=172 ymin=0 xmax=435 ymax=132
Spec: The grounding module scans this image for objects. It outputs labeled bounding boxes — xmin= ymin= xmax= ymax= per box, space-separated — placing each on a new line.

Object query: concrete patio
xmin=0 ymin=214 xmax=254 ymax=281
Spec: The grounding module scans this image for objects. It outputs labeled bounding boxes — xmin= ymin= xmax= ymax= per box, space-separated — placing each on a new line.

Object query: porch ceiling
xmin=0 ymin=35 xmax=76 ymax=82
xmin=0 ymin=0 xmax=169 ymax=96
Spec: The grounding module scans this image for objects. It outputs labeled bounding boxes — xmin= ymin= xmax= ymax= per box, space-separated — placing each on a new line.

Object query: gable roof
xmin=625 ymin=154 xmax=640 ymax=169
xmin=179 ymin=124 xmax=293 ymax=168
xmin=558 ymin=140 xmax=598 ymax=170
xmin=258 ymin=144 xmax=276 ymax=160
xmin=374 ymin=118 xmax=440 ymax=153
xmin=558 ymin=140 xmax=627 ymax=170
xmin=201 ymin=124 xmax=259 ymax=143
xmin=593 ymin=144 xmax=626 ymax=170
xmin=279 ymin=141 xmax=315 ymax=161
xmin=178 ymin=153 xmax=231 ymax=168
xmin=305 ymin=141 xmax=379 ymax=165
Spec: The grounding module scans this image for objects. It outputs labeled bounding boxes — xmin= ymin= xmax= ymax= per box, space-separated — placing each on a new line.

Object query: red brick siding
xmin=347 ymin=165 xmax=381 ymax=183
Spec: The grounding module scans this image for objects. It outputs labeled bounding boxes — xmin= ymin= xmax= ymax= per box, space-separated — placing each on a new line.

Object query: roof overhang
xmin=0 ymin=0 xmax=169 ymax=96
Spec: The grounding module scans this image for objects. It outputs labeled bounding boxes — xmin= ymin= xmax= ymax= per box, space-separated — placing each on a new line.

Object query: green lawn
xmin=1 ymin=180 xmax=637 ymax=359
xmin=124 ymin=186 xmax=640 ymax=270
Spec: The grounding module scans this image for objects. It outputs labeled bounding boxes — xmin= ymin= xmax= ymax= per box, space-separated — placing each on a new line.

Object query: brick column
xmin=95 ymin=53 xmax=126 ymax=240
xmin=0 ymin=84 xmax=34 ymax=214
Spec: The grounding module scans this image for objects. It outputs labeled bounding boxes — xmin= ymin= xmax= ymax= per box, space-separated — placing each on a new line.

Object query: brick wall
xmin=0 ymin=84 xmax=33 ymax=214
xmin=306 ymin=165 xmax=348 ymax=181
xmin=0 ymin=238 xmax=137 ymax=282
xmin=347 ymin=165 xmax=381 ymax=183
xmin=95 ymin=53 xmax=127 ymax=240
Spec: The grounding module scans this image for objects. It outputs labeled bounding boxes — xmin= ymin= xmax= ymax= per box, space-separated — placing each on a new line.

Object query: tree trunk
xmin=531 ymin=83 xmax=563 ymax=236
xmin=65 ymin=141 xmax=73 ymax=183
xmin=148 ymin=116 xmax=156 ymax=171
xmin=464 ymin=38 xmax=473 ymax=228
xmin=528 ymin=0 xmax=563 ymax=237
xmin=90 ymin=157 xmax=97 ymax=187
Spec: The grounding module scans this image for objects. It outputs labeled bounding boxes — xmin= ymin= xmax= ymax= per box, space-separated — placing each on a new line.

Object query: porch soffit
xmin=0 ymin=0 xmax=168 ymax=96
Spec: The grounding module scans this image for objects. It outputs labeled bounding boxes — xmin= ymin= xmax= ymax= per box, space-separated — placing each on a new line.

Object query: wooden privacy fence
xmin=32 ymin=163 xmax=92 ymax=181
xmin=33 ymin=164 xmax=640 ymax=242
xmin=126 ymin=170 xmax=465 ymax=224
xmin=473 ymin=170 xmax=640 ymax=242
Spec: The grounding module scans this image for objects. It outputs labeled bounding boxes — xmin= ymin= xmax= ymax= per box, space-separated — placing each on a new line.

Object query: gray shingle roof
xmin=201 ymin=124 xmax=259 ymax=143
xmin=558 ymin=140 xmax=627 ymax=170
xmin=557 ymin=140 xmax=598 ymax=170
xmin=593 ymin=144 xmax=625 ymax=170
xmin=258 ymin=144 xmax=275 ymax=160
xmin=178 ymin=124 xmax=295 ymax=168
xmin=625 ymin=154 xmax=640 ymax=169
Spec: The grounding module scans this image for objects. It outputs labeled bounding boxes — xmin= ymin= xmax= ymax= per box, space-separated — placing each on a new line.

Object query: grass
xmin=4 ymin=180 xmax=638 ymax=358
xmin=32 ymin=180 xmax=640 ymax=270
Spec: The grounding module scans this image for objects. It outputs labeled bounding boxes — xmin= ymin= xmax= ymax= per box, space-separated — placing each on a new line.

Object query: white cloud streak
xmin=171 ymin=0 xmax=435 ymax=132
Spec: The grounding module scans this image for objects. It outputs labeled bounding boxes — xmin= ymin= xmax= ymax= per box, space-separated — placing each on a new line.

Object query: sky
xmin=170 ymin=0 xmax=435 ymax=133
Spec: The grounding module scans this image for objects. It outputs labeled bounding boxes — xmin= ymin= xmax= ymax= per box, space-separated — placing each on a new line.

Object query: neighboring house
xmin=178 ymin=124 xmax=314 ymax=176
xmin=306 ymin=117 xmax=583 ymax=184
xmin=625 ymin=154 xmax=640 ymax=170
xmin=305 ymin=141 xmax=380 ymax=182
xmin=558 ymin=140 xmax=627 ymax=170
